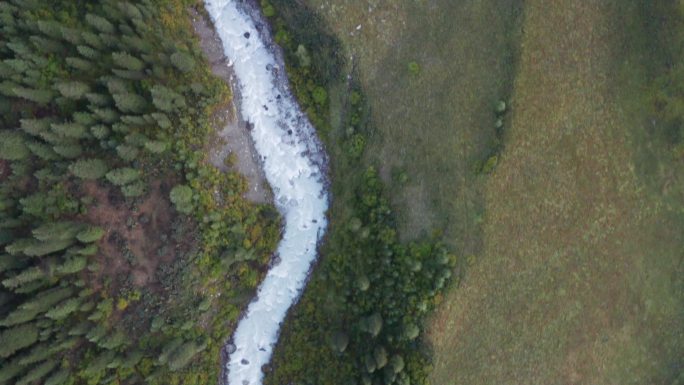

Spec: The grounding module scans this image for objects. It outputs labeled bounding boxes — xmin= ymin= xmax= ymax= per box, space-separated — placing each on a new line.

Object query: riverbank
xmin=190 ymin=7 xmax=271 ymax=204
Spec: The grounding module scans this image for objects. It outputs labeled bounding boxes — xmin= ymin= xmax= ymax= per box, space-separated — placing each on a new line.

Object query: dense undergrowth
xmin=0 ymin=1 xmax=280 ymax=384
xmin=260 ymin=2 xmax=456 ymax=384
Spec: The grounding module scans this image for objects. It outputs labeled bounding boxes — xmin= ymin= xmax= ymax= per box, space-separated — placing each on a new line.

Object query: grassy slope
xmin=305 ymin=0 xmax=522 ymax=254
xmin=426 ymin=2 xmax=684 ymax=384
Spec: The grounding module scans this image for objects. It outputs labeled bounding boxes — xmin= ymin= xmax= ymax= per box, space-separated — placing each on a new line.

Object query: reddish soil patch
xmin=80 ymin=179 xmax=194 ymax=293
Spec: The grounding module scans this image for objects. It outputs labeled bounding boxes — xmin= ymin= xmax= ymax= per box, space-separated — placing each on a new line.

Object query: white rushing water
xmin=203 ymin=1 xmax=329 ymax=384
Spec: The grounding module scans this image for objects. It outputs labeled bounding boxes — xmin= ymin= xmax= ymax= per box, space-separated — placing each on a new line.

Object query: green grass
xmin=304 ymin=0 xmax=523 ymax=255
xmin=426 ymin=2 xmax=684 ymax=384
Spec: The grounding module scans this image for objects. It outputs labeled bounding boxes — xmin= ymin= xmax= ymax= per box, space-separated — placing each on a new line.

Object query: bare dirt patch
xmin=0 ymin=159 xmax=9 ymax=182
xmin=426 ymin=2 xmax=684 ymax=384
xmin=81 ymin=180 xmax=192 ymax=293
xmin=190 ymin=7 xmax=271 ymax=204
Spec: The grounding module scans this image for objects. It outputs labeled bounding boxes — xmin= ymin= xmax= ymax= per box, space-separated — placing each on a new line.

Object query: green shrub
xmin=407 ymin=61 xmax=421 ymax=75
xmin=170 ymin=185 xmax=194 ymax=214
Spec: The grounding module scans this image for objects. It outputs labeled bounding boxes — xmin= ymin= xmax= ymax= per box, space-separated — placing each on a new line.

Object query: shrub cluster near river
xmin=259 ymin=1 xmax=455 ymax=385
xmin=0 ymin=1 xmax=280 ymax=384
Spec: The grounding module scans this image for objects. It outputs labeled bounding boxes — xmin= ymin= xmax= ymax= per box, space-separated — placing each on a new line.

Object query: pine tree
xmin=80 ymin=31 xmax=103 ymax=50
xmin=85 ymin=13 xmax=115 ymax=34
xmin=35 ymin=19 xmax=61 ymax=36
xmin=167 ymin=341 xmax=204 ymax=371
xmin=105 ymin=167 xmax=140 ymax=185
xmin=18 ymin=342 xmax=55 ymax=366
xmin=118 ymin=2 xmax=143 ymax=20
xmin=23 ymin=238 xmax=75 ymax=257
xmin=1 ymin=287 xmax=73 ymax=327
xmin=45 ymin=297 xmax=81 ymax=320
xmin=0 ymin=323 xmax=39 ymax=358
xmin=54 ymin=81 xmax=90 ymax=99
xmin=12 ymin=86 xmax=53 ymax=104
xmin=115 ymin=144 xmax=139 ymax=161
xmin=90 ymin=124 xmax=109 ymax=139
xmin=112 ymin=51 xmax=144 ymax=71
xmin=69 ymin=158 xmax=108 ymax=179
xmin=43 ymin=368 xmax=69 ymax=385
xmin=26 ymin=141 xmax=59 ymax=160
xmin=59 ymin=26 xmax=83 ymax=45
xmin=29 ymin=36 xmax=64 ymax=54
xmin=85 ymin=92 xmax=110 ymax=106
xmin=52 ymin=143 xmax=83 ymax=159
xmin=151 ymin=85 xmax=186 ymax=112
xmin=65 ymin=56 xmax=93 ymax=71
xmin=76 ymin=44 xmax=98 ymax=59
xmin=170 ymin=51 xmax=195 ymax=73
xmin=144 ymin=140 xmax=168 ymax=154
xmin=16 ymin=359 xmax=58 ymax=385
xmin=0 ymin=356 xmax=25 ymax=383
xmin=113 ymin=92 xmax=147 ymax=113
xmin=55 ymin=256 xmax=87 ymax=275
xmin=91 ymin=108 xmax=119 ymax=123
xmin=0 ymin=131 xmax=29 ymax=160
xmin=19 ymin=118 xmax=52 ymax=137
xmin=1 ymin=265 xmax=44 ymax=289
xmin=32 ymin=221 xmax=82 ymax=242
xmin=75 ymin=226 xmax=105 ymax=243
xmin=51 ymin=122 xmax=88 ymax=139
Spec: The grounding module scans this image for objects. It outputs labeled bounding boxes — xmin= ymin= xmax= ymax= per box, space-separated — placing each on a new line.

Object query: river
xmin=203 ymin=1 xmax=330 ymax=384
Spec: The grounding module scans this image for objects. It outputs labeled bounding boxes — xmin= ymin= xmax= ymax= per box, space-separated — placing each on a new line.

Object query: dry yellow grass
xmin=426 ymin=1 xmax=684 ymax=384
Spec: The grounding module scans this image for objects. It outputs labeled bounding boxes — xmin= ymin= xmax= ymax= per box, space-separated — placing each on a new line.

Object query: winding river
xmin=203 ymin=1 xmax=329 ymax=384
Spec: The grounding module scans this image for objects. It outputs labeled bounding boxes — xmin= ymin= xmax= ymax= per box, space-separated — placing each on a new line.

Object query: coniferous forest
xmin=0 ymin=1 xmax=280 ymax=384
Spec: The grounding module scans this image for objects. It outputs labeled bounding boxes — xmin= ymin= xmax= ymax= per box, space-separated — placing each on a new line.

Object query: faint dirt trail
xmin=427 ymin=1 xmax=683 ymax=384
